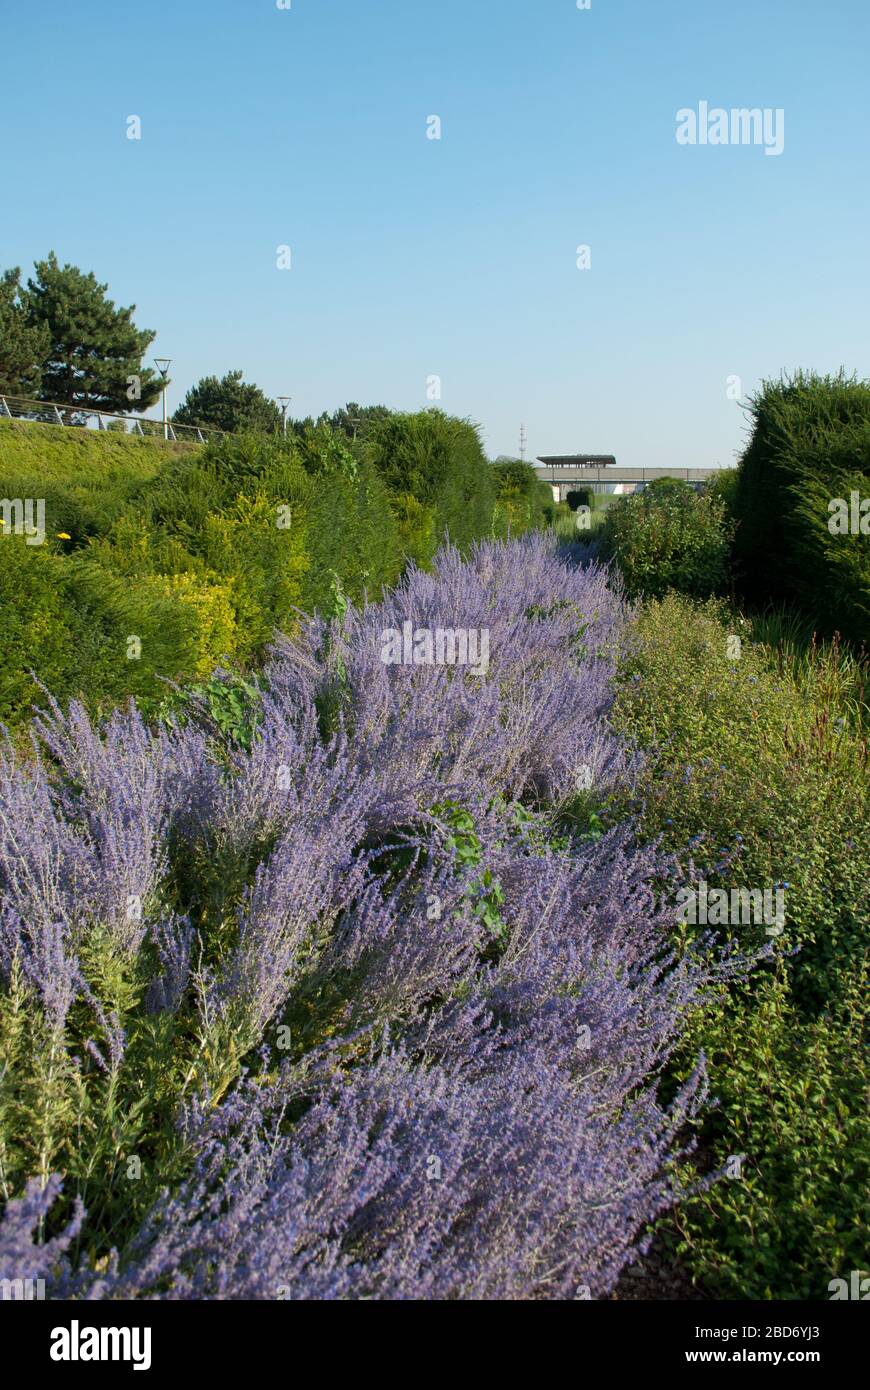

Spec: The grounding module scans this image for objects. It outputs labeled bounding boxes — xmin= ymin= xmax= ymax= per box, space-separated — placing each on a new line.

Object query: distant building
xmin=534 ymin=454 xmax=715 ymax=502
xmin=536 ymin=454 xmax=623 ymax=500
xmin=537 ymin=455 xmax=617 ymax=471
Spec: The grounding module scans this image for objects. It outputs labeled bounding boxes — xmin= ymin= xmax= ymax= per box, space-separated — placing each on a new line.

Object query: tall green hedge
xmin=734 ymin=372 xmax=870 ymax=642
xmin=491 ymin=458 xmax=553 ymax=536
xmin=364 ymin=410 xmax=496 ymax=563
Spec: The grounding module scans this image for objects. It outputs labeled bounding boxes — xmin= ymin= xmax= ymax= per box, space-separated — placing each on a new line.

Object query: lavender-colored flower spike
xmin=0 ymin=534 xmax=756 ymax=1301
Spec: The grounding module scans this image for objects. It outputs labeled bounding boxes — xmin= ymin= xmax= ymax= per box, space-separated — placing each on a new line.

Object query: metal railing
xmin=0 ymin=394 xmax=229 ymax=445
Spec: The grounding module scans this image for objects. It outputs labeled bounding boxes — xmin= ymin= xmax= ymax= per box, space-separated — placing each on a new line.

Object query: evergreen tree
xmin=319 ymin=402 xmax=393 ymax=440
xmin=0 ymin=268 xmax=50 ymax=397
xmin=173 ymin=370 xmax=282 ymax=434
xmin=25 ymin=252 xmax=162 ymax=413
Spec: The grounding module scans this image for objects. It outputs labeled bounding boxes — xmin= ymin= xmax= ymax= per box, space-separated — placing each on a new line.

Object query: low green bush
xmin=0 ymin=532 xmax=204 ymax=723
xmin=565 ymin=486 xmax=593 ymax=510
xmin=600 ymin=477 xmax=733 ymax=599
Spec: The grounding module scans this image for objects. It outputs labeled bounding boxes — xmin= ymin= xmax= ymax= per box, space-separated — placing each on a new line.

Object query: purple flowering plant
xmin=0 ymin=535 xmax=754 ymax=1299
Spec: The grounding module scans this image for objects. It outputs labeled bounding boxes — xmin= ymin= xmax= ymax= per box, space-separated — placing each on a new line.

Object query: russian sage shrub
xmin=0 ymin=535 xmax=750 ymax=1299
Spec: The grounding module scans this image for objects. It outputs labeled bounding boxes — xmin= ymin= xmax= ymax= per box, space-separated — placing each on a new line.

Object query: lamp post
xmin=277 ymin=396 xmax=291 ymax=437
xmin=154 ymin=358 xmax=171 ymax=439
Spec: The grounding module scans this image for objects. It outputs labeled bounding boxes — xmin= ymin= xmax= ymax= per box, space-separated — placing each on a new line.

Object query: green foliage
xmin=0 ymin=531 xmax=202 ymax=725
xmin=491 ymin=459 xmax=551 ymax=537
xmin=296 ymin=402 xmax=393 ymax=442
xmin=0 ymin=536 xmax=77 ymax=718
xmin=0 ymin=408 xmax=513 ymax=731
xmin=365 ymin=409 xmax=496 ymax=558
xmin=704 ymin=466 xmax=739 ymax=521
xmin=733 ymin=371 xmax=870 ymax=643
xmin=0 ymin=418 xmax=194 ymax=540
xmin=600 ymin=478 xmax=733 ymax=599
xmin=159 ymin=671 xmax=264 ymax=753
xmin=173 ymin=370 xmax=283 ymax=435
xmin=613 ymin=593 xmax=870 ymax=1298
xmin=434 ymin=802 xmax=509 ymax=945
xmin=23 ymin=252 xmax=162 ymax=413
xmin=565 ymin=486 xmax=593 ymax=510
xmin=0 ymin=268 xmax=50 ymax=396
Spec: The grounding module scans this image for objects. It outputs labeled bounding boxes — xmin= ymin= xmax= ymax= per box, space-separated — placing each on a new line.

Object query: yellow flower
xmin=56 ymin=532 xmax=71 ymax=540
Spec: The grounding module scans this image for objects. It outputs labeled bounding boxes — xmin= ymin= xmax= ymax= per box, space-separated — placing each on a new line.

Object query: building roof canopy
xmin=537 ymin=454 xmax=617 ymax=468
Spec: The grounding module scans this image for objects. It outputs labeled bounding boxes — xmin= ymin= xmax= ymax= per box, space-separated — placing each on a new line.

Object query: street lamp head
xmin=276 ymin=396 xmax=292 ymax=437
xmin=154 ymin=358 xmax=172 ymax=379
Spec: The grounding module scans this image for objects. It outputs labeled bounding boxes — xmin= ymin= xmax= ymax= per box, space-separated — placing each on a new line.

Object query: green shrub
xmin=365 ymin=409 xmax=495 ymax=556
xmin=0 ymin=417 xmax=194 ymax=543
xmin=565 ymin=486 xmax=593 ymax=510
xmin=600 ymin=478 xmax=733 ymax=599
xmin=0 ymin=535 xmax=77 ymax=718
xmin=491 ymin=459 xmax=550 ymax=537
xmin=612 ymin=593 xmax=870 ymax=1298
xmin=705 ymin=466 xmax=739 ymax=521
xmin=733 ymin=371 xmax=870 ymax=642
xmin=0 ymin=412 xmax=507 ymax=730
xmin=0 ymin=534 xmax=202 ymax=725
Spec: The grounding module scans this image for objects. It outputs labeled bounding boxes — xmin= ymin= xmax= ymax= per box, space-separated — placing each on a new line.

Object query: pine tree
xmin=25 ymin=252 xmax=162 ymax=413
xmin=0 ymin=268 xmax=50 ymax=398
xmin=173 ymin=370 xmax=282 ymax=434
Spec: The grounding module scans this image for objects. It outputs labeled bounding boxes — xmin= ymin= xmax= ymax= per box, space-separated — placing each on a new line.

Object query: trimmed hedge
xmin=365 ymin=410 xmax=496 ymax=563
xmin=491 ymin=458 xmax=554 ymax=535
xmin=733 ymin=372 xmax=870 ymax=643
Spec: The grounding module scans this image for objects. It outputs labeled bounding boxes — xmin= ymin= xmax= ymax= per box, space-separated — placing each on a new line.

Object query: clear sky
xmin=2 ymin=0 xmax=868 ymax=467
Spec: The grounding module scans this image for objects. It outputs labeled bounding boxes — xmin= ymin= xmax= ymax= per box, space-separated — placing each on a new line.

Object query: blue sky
xmin=3 ymin=0 xmax=869 ymax=467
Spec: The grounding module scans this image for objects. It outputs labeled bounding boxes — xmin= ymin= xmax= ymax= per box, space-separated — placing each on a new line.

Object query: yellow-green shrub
xmin=152 ymin=572 xmax=240 ymax=678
